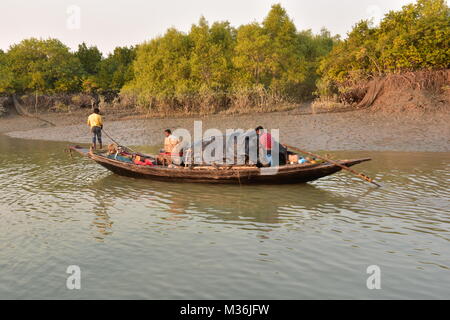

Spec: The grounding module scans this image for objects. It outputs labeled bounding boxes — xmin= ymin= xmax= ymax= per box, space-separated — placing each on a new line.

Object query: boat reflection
xmin=86 ymin=174 xmax=350 ymax=239
xmin=90 ymin=187 xmax=114 ymax=241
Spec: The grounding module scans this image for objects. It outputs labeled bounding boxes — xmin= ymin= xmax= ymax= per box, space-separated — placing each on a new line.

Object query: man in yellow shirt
xmin=87 ymin=108 xmax=103 ymax=150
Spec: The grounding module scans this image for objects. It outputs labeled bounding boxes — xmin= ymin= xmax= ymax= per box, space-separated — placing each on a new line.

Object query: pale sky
xmin=1 ymin=0 xmax=418 ymax=55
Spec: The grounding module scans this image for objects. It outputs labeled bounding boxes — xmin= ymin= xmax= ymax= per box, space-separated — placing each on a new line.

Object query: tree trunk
xmin=35 ymin=90 xmax=38 ymax=115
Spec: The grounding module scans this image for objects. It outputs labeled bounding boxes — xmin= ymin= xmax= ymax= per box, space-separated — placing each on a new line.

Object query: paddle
xmin=285 ymin=144 xmax=381 ymax=187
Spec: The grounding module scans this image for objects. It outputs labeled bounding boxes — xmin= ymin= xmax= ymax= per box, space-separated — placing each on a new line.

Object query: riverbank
xmin=1 ymin=108 xmax=449 ymax=152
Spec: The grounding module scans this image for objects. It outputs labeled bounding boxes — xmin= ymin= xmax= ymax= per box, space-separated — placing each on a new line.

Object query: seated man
xmin=159 ymin=129 xmax=180 ymax=165
xmin=255 ymin=126 xmax=273 ymax=166
xmin=255 ymin=126 xmax=287 ymax=166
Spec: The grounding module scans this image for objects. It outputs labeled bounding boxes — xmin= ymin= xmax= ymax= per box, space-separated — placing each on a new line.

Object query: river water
xmin=0 ymin=134 xmax=449 ymax=299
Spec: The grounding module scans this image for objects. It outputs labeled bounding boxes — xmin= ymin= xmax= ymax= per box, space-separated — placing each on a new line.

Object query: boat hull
xmin=70 ymin=146 xmax=371 ymax=185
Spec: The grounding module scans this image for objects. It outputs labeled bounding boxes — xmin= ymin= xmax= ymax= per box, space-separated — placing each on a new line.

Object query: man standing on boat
xmin=87 ymin=108 xmax=103 ymax=150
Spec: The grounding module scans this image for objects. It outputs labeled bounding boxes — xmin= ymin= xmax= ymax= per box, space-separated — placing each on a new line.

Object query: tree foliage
xmin=0 ymin=49 xmax=12 ymax=94
xmin=319 ymin=0 xmax=450 ymax=91
xmin=0 ymin=39 xmax=135 ymax=95
xmin=124 ymin=4 xmax=336 ymax=111
xmin=94 ymin=46 xmax=136 ymax=93
xmin=126 ymin=28 xmax=192 ymax=103
xmin=1 ymin=1 xmax=446 ymax=113
xmin=75 ymin=43 xmax=103 ymax=75
xmin=1 ymin=38 xmax=84 ymax=94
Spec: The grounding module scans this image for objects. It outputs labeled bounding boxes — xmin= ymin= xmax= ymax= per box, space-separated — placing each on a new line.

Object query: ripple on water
xmin=0 ymin=138 xmax=449 ymax=299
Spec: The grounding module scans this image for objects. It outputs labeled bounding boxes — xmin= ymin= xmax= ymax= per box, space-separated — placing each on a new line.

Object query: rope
xmin=102 ymin=129 xmax=139 ymax=154
xmin=101 ymin=128 xmax=157 ymax=161
xmin=12 ymin=95 xmax=56 ymax=127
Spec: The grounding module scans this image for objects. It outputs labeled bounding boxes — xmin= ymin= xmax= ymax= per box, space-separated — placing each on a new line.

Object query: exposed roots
xmin=334 ymin=70 xmax=450 ymax=113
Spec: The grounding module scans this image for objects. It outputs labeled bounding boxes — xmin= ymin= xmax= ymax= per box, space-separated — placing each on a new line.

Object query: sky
xmin=0 ymin=0 xmax=418 ymax=55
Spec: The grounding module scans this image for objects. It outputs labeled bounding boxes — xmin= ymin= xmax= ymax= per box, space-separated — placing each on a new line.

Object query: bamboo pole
xmin=285 ymin=144 xmax=381 ymax=187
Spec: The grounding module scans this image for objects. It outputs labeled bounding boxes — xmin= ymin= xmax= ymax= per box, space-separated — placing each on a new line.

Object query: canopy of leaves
xmin=1 ymin=38 xmax=84 ymax=94
xmin=126 ymin=28 xmax=192 ymax=102
xmin=0 ymin=39 xmax=135 ymax=95
xmin=319 ymin=0 xmax=450 ymax=87
xmin=0 ymin=49 xmax=13 ymax=94
xmin=93 ymin=46 xmax=136 ymax=93
xmin=6 ymin=2 xmax=446 ymax=111
xmin=75 ymin=42 xmax=103 ymax=75
xmin=124 ymin=3 xmax=336 ymax=108
xmin=0 ymin=4 xmax=337 ymax=110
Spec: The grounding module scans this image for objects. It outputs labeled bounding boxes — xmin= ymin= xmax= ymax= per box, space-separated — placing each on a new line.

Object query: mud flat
xmin=2 ymin=109 xmax=450 ymax=152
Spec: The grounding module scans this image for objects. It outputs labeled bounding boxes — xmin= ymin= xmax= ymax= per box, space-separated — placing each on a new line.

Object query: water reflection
xmin=1 ymin=134 xmax=450 ymax=299
xmin=91 ymin=187 xmax=114 ymax=241
xmin=66 ymin=147 xmax=450 ymax=245
xmin=88 ymin=175 xmax=349 ymax=228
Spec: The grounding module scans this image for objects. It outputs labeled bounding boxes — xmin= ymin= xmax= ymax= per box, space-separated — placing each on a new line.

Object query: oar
xmin=285 ymin=144 xmax=381 ymax=187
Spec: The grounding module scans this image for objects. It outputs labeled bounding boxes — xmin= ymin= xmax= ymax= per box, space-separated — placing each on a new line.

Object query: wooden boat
xmin=69 ymin=145 xmax=371 ymax=184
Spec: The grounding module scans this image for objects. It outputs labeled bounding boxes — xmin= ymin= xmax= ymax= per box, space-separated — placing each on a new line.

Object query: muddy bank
xmin=2 ymin=109 xmax=450 ymax=152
